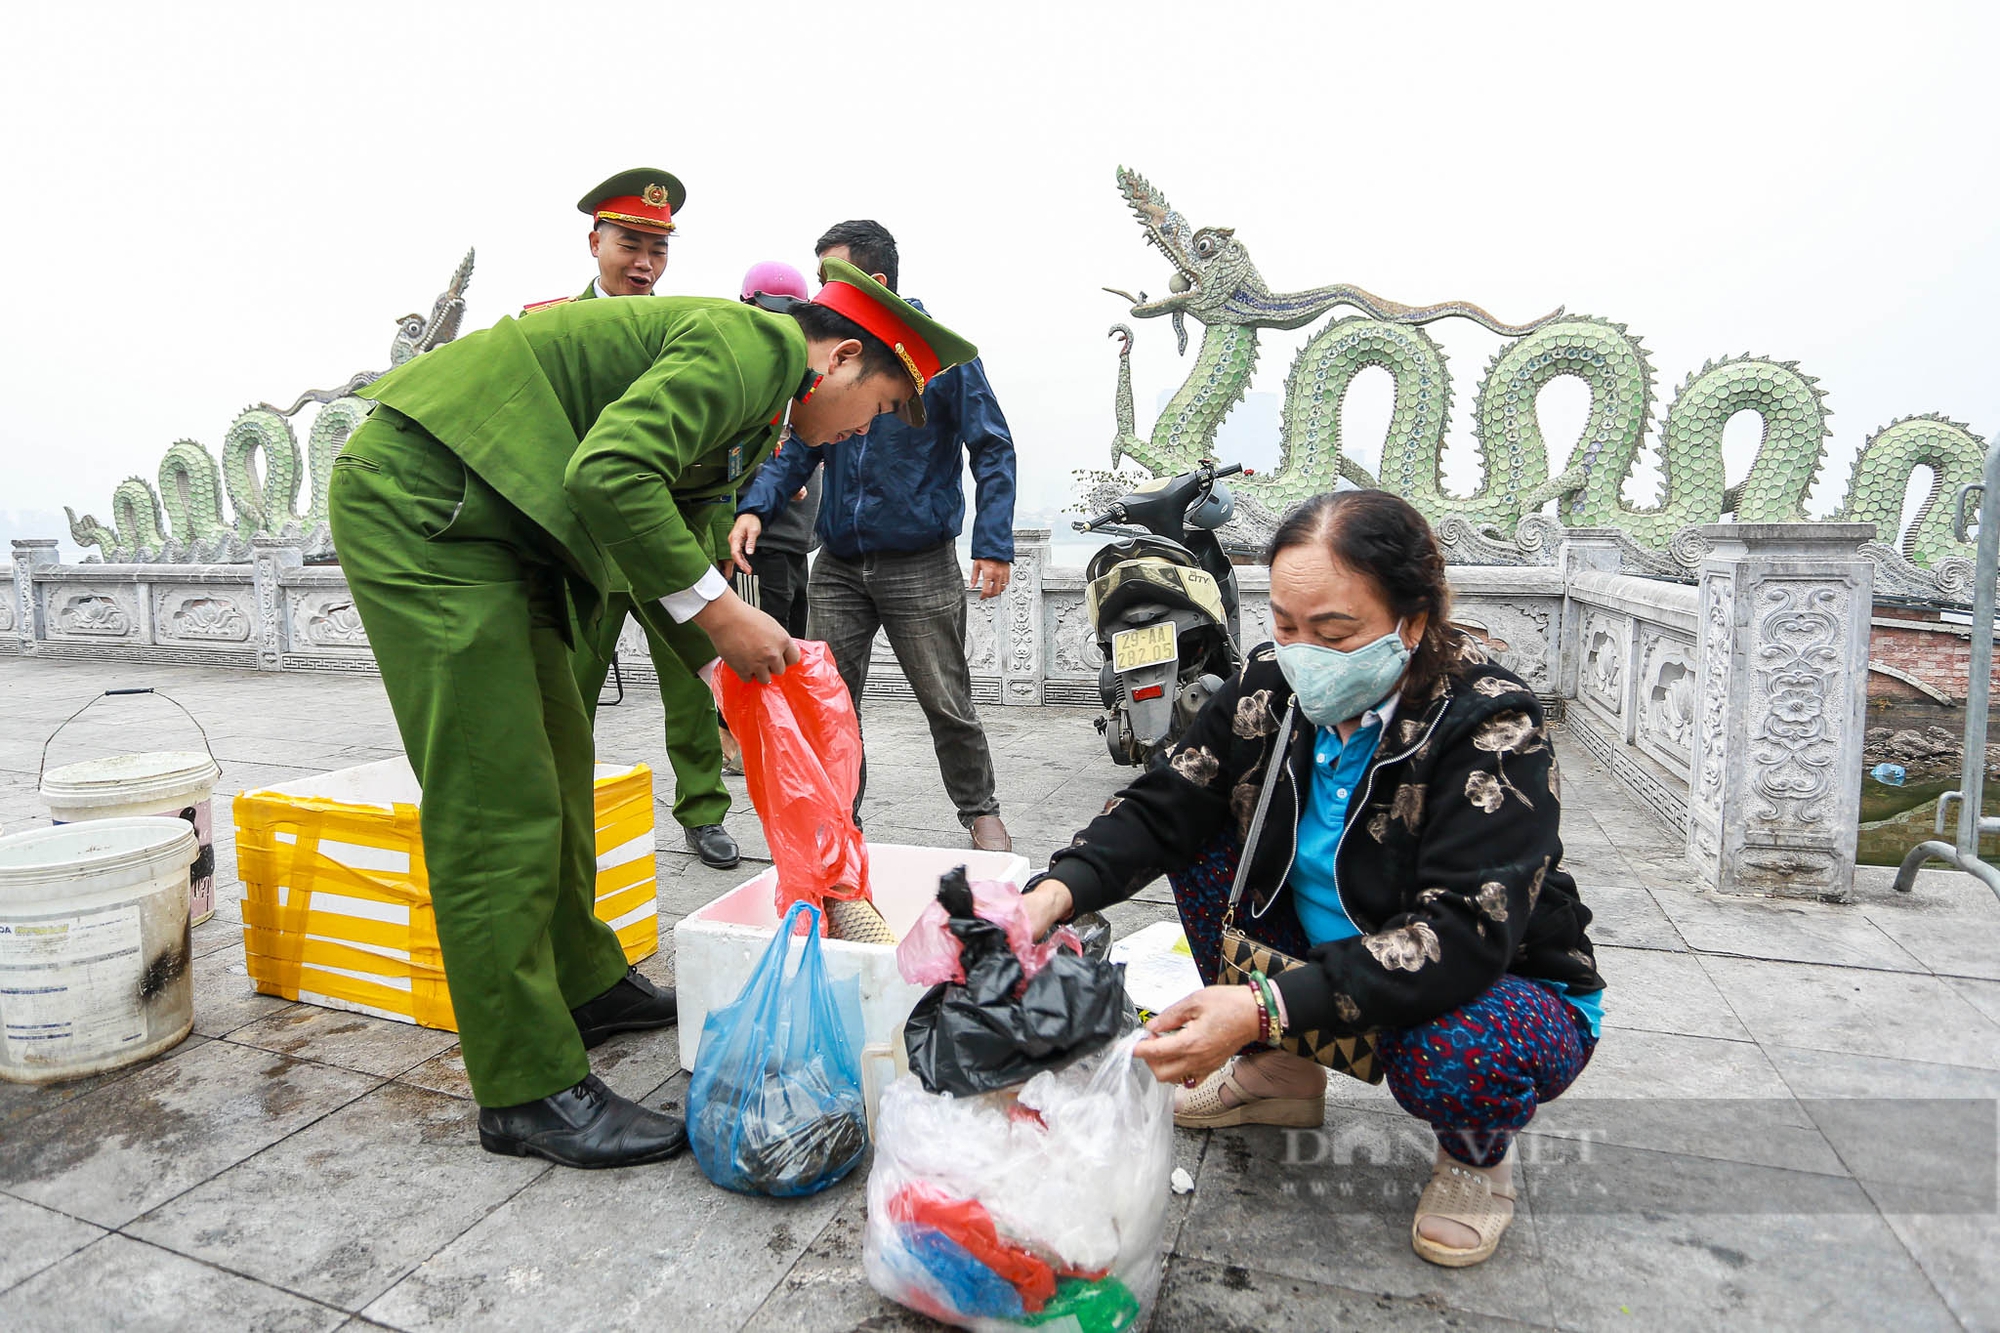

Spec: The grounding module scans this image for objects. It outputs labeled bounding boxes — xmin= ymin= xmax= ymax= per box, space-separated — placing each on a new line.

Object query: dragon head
xmin=1107 ymin=167 xmax=1266 ymax=351
xmin=1105 ymin=168 xmax=1559 ymax=347
xmin=391 ymin=248 xmax=477 ymax=367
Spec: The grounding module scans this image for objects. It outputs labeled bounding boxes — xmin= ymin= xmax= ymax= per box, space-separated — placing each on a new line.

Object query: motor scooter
xmin=1076 ymin=459 xmax=1247 ymax=765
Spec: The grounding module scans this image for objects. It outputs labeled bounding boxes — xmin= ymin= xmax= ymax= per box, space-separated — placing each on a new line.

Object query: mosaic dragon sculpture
xmin=1089 ymin=168 xmax=1986 ymax=579
xmin=66 ymin=251 xmax=474 ymax=563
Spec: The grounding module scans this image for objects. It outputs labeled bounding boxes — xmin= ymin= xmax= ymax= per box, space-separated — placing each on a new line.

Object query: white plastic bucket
xmin=39 ymin=690 xmax=222 ymax=926
xmin=0 ymin=816 xmax=199 ymax=1084
xmin=43 ymin=752 xmax=221 ymax=927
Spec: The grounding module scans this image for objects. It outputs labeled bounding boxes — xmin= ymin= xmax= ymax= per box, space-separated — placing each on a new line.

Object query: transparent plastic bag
xmin=687 ymin=901 xmax=867 ymax=1197
xmin=863 ymin=1030 xmax=1175 ymax=1331
xmin=712 ymin=640 xmax=869 ymax=917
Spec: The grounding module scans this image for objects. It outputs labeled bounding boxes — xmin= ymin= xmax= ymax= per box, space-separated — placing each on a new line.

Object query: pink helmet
xmin=739 ymin=260 xmax=809 ymax=303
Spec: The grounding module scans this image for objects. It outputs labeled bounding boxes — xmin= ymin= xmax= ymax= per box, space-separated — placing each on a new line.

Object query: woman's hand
xmin=1134 ymin=985 xmax=1262 ymax=1086
xmin=1020 ymin=877 xmax=1073 ymax=940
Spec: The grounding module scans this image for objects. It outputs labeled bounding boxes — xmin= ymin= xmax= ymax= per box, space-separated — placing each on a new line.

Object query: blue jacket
xmin=737 ymin=298 xmax=1017 ymax=562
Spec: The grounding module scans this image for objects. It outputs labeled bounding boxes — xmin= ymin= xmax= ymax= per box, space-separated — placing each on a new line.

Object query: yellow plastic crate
xmin=234 ymin=759 xmax=657 ymax=1030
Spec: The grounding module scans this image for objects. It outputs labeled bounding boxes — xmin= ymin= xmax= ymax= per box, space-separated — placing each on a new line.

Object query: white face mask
xmin=1273 ymin=621 xmax=1410 ymax=727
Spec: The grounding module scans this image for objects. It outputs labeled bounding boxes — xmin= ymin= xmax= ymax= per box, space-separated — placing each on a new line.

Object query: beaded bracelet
xmin=1245 ymin=983 xmax=1268 ymax=1044
xmin=1257 ymin=973 xmax=1284 ymax=1046
xmin=1249 ymin=969 xmax=1284 ymax=1047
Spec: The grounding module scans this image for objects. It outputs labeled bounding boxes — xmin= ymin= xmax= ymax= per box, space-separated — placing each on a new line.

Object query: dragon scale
xmin=1110 ymin=321 xmax=1259 ymax=479
xmin=109 ymin=480 xmax=167 ymax=559
xmin=222 ymin=409 xmax=303 ymax=539
xmin=305 ymin=396 xmax=371 ymax=529
xmin=1839 ymin=414 xmax=1989 ymax=564
xmin=159 ymin=441 xmax=228 ymax=545
xmin=1276 ymin=318 xmax=1447 ymax=512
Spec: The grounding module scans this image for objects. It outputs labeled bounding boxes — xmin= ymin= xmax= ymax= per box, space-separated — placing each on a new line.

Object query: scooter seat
xmin=1084 ymin=535 xmax=1201 ymax=583
xmin=1087 ymin=557 xmax=1228 ymax=629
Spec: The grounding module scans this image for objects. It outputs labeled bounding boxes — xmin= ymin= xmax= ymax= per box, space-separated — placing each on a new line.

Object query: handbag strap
xmin=1224 ymin=701 xmax=1298 ymax=924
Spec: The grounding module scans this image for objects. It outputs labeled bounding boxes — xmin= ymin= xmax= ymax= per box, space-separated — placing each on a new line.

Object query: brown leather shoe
xmin=970 ymin=814 xmax=1012 ymax=853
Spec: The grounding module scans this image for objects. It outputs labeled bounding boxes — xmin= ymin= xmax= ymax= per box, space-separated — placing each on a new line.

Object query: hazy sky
xmin=3 ymin=1 xmax=1995 ymax=549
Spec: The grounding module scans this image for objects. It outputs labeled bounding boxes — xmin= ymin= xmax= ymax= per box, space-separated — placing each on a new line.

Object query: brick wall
xmin=1870 ymin=611 xmax=2000 ymax=703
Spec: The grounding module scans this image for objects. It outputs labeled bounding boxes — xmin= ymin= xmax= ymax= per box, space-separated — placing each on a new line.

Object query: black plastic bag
xmin=903 ymin=870 xmax=1133 ymax=1096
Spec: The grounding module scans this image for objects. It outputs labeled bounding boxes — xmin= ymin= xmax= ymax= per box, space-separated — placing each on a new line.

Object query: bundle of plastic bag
xmin=864 ymin=1030 xmax=1174 ymax=1330
xmin=687 ymin=901 xmax=868 ymax=1197
xmin=896 ymin=869 xmax=1083 ymax=987
xmin=901 ymin=868 xmax=1130 ymax=1096
xmin=711 ymin=641 xmax=875 ymax=933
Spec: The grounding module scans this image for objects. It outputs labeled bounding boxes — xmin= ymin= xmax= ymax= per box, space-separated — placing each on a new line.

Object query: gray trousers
xmin=807 ymin=542 xmax=999 ymax=826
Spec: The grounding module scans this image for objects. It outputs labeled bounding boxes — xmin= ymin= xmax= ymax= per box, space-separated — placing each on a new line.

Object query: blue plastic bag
xmin=688 ymin=901 xmax=868 ymax=1196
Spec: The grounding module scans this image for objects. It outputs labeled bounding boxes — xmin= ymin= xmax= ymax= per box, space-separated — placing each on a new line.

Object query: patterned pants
xmin=1169 ymin=835 xmax=1596 ymax=1167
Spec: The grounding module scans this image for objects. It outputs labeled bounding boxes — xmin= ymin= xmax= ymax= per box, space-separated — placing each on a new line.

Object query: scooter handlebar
xmin=1211 ymin=462 xmax=1245 ymax=479
xmin=1077 ymin=506 xmax=1124 ymax=532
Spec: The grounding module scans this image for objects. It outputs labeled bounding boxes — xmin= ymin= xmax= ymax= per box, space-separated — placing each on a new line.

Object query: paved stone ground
xmin=0 ymin=654 xmax=1995 ymax=1331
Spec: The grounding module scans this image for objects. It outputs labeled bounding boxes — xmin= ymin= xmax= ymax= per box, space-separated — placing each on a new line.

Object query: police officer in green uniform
xmin=524 ymin=169 xmax=743 ymax=871
xmin=331 ymin=259 xmax=975 ymax=1167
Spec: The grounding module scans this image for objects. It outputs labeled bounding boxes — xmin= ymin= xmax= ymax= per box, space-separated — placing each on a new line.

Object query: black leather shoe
xmin=684 ymin=823 xmax=740 ymax=869
xmin=478 ymin=1074 xmax=686 ymax=1168
xmin=570 ymin=965 xmax=677 ymax=1049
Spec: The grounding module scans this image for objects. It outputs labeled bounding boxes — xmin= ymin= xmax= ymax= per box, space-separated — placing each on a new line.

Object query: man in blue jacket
xmin=730 ymin=220 xmax=1017 ymax=852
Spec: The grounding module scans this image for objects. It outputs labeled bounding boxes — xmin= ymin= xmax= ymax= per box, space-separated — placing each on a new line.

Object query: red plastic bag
xmin=711 ymin=641 xmax=870 ymax=919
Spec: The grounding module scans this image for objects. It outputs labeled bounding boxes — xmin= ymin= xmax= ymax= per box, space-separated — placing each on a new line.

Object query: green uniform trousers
xmin=570 ymin=586 xmax=729 ymax=830
xmin=327 ymin=409 xmax=629 ymax=1108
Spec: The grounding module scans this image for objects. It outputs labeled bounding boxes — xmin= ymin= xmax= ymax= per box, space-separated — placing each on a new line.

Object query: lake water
xmin=1855 ymin=700 xmax=2000 ymax=866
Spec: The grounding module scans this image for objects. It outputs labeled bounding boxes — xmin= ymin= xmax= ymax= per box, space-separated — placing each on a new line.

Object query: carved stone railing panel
xmin=287 ymin=590 xmax=370 ymax=655
xmin=966 ymin=598 xmax=1000 ymax=677
xmin=1632 ymin=625 xmax=1698 ymax=780
xmin=1558 ymin=565 xmax=1702 ymax=835
xmin=0 ymin=549 xmax=25 ymax=653
xmin=1044 ymin=591 xmax=1101 ymax=680
xmin=153 ymin=586 xmax=255 ymax=645
xmin=44 ymin=582 xmax=145 ymax=643
xmin=1576 ymin=607 xmax=1630 ymax=727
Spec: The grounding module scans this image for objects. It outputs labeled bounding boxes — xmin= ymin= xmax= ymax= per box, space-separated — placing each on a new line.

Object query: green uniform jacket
xmin=552 ymin=283 xmax=741 ymax=591
xmin=359 ymin=296 xmax=806 ymax=627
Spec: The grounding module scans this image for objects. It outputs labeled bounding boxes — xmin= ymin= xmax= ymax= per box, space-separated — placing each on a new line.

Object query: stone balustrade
xmin=8 ymin=522 xmax=1881 ymax=900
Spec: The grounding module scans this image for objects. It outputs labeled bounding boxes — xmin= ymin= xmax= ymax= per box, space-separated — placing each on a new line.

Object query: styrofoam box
xmin=674 ymin=843 xmax=1030 ymax=1115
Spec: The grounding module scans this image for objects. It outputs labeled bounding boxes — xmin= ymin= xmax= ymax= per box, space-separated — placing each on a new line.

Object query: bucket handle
xmin=39 ymin=688 xmax=219 ymax=787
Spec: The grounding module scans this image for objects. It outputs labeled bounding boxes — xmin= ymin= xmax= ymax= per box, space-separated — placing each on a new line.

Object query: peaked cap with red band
xmin=810 ymin=256 xmax=978 ymax=428
xmin=577 ymin=167 xmax=686 ymax=236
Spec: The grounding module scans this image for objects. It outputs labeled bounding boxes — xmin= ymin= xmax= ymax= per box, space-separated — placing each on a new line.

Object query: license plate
xmin=1112 ymin=623 xmax=1178 ymax=672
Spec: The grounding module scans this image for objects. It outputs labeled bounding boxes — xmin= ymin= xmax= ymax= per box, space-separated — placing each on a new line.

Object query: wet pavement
xmin=0 ymin=654 xmax=1995 ymax=1331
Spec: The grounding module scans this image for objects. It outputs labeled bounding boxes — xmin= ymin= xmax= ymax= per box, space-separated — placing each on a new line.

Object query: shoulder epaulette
xmin=520 ymin=296 xmax=577 ymax=315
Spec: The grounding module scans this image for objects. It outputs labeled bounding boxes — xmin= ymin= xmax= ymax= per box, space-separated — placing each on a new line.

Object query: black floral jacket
xmin=1045 ymin=633 xmax=1603 ymax=1037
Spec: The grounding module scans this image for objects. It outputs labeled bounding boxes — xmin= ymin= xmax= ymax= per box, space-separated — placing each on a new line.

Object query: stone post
xmin=1000 ymin=528 xmax=1050 ymax=706
xmin=10 ymin=540 xmax=58 ymax=655
xmin=1686 ymin=523 xmax=1875 ymax=901
xmin=250 ymin=540 xmax=303 ymax=672
xmin=1555 ymin=528 xmax=1628 ymax=698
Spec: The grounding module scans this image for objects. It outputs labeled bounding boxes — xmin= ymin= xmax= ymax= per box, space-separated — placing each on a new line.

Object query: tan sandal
xmin=1173 ymin=1058 xmax=1326 ymax=1130
xmin=1411 ymin=1153 xmax=1516 ymax=1267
